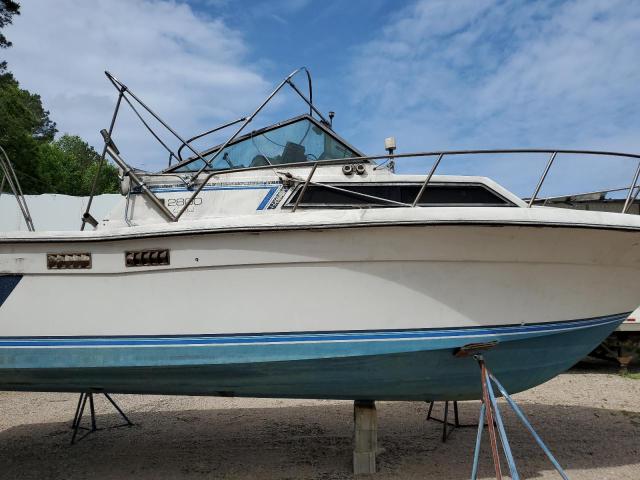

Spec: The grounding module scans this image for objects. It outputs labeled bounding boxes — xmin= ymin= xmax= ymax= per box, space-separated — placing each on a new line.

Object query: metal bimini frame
xmin=82 ymin=67 xmax=640 ymax=229
xmin=81 ymin=67 xmax=325 ymax=229
xmin=0 ymin=145 xmax=35 ymax=231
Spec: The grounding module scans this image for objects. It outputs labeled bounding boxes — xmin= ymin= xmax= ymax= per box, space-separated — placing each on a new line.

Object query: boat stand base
xmin=353 ymin=399 xmax=377 ymax=475
xmin=70 ymin=392 xmax=134 ymax=444
xmin=471 ymin=354 xmax=569 ymax=480
xmin=425 ymin=400 xmax=476 ymax=442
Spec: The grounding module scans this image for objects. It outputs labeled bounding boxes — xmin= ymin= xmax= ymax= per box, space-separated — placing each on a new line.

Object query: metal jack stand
xmin=70 ymin=392 xmax=134 ymax=444
xmin=425 ymin=400 xmax=475 ymax=442
xmin=471 ymin=355 xmax=569 ymax=480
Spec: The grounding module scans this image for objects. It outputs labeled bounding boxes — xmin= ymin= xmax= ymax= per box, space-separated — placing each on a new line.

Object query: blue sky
xmin=5 ymin=0 xmax=640 ymax=197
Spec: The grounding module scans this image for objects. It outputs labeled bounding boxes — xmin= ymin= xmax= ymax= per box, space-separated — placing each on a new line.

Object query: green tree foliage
xmin=0 ymin=1 xmax=119 ymax=195
xmin=0 ymin=0 xmax=19 ymax=72
xmin=0 ymin=68 xmax=53 ymax=192
xmin=37 ymin=135 xmax=120 ymax=195
xmin=0 ymin=1 xmax=19 ymax=48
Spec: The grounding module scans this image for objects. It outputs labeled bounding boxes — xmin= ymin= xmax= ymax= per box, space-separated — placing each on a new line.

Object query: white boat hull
xmin=1 ymin=207 xmax=639 ymax=399
xmin=1 ymin=223 xmax=639 ymax=336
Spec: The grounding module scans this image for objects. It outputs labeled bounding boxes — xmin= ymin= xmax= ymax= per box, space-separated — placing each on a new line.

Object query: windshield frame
xmin=163 ymin=114 xmax=364 ymax=174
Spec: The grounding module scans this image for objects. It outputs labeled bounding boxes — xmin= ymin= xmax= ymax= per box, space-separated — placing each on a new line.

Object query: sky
xmin=4 ymin=0 xmax=640 ymax=197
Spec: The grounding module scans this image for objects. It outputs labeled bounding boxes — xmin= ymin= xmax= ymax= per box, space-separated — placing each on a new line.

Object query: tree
xmin=0 ymin=73 xmax=119 ymax=195
xmin=0 ymin=0 xmax=20 ymax=72
xmin=0 ymin=68 xmax=57 ymax=192
xmin=0 ymin=0 xmax=118 ymax=196
xmin=36 ymin=135 xmax=120 ymax=195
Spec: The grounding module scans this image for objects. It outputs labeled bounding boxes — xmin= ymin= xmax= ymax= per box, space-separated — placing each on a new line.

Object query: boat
xmin=1 ymin=68 xmax=639 ymax=401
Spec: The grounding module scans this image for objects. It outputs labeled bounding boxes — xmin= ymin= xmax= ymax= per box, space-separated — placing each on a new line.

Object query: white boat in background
xmin=1 ymin=68 xmax=639 ymax=400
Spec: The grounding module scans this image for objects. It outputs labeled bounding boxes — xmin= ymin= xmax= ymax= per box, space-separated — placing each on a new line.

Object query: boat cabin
xmin=98 ymin=113 xmax=523 ymax=229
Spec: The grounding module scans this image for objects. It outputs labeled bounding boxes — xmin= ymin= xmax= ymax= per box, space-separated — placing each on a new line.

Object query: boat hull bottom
xmin=0 ymin=318 xmax=620 ymax=400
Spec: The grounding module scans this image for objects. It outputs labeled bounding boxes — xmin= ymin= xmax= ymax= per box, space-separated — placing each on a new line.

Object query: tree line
xmin=0 ymin=0 xmax=119 ymax=195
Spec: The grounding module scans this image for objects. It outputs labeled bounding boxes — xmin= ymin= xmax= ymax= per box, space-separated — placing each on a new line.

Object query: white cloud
xmin=347 ymin=0 xmax=640 ymax=196
xmin=4 ymin=0 xmax=270 ymax=170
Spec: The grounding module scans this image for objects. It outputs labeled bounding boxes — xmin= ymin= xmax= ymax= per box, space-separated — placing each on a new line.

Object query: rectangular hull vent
xmin=125 ymin=249 xmax=170 ymax=267
xmin=47 ymin=253 xmax=92 ymax=270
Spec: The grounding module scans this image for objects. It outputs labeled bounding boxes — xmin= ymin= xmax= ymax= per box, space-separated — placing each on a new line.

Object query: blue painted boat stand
xmin=70 ymin=391 xmax=134 ymax=444
xmin=470 ymin=354 xmax=569 ymax=480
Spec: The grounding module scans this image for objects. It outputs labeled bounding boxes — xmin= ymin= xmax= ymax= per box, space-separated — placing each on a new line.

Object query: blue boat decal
xmin=0 ymin=275 xmax=21 ymax=307
xmin=144 ymin=184 xmax=280 ymax=211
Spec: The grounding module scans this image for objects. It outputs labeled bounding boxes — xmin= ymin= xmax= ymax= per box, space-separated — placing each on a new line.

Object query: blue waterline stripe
xmin=0 ymin=314 xmax=626 ymax=348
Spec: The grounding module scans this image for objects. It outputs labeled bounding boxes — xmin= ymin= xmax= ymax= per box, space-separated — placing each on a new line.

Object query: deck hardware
xmin=70 ymin=391 xmax=134 ymax=444
xmin=125 ymin=249 xmax=170 ymax=267
xmin=470 ymin=355 xmax=569 ymax=480
xmin=342 ymin=164 xmax=354 ymax=175
xmin=384 ymin=136 xmax=396 ymax=155
xmin=47 ymin=253 xmax=92 ymax=270
xmin=81 ymin=212 xmax=99 ymax=228
xmin=355 ymin=164 xmax=366 ymax=175
xmin=453 ymin=341 xmax=498 ymax=357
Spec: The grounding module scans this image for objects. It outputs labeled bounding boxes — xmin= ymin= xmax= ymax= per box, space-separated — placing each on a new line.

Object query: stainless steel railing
xmin=287 ymin=149 xmax=640 ymax=214
xmin=0 ymin=145 xmax=35 ymax=231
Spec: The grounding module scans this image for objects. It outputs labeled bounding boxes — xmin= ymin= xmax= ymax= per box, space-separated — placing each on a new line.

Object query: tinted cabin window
xmin=288 ymin=184 xmax=512 ymax=207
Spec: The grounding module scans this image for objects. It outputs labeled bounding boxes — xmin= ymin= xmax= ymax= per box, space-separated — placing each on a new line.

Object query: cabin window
xmin=286 ymin=183 xmax=513 ymax=207
xmin=175 ymin=118 xmax=359 ymax=172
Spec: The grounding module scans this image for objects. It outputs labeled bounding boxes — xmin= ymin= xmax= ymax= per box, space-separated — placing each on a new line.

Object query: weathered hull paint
xmin=0 ymin=315 xmax=624 ymax=400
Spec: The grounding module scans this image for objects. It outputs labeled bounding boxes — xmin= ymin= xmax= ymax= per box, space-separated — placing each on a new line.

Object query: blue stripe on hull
xmin=0 ymin=314 xmax=626 ymax=400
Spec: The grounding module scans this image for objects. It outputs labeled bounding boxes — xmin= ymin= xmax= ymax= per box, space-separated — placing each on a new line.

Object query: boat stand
xmin=353 ymin=400 xmax=377 ymax=475
xmin=471 ymin=355 xmax=569 ymax=480
xmin=70 ymin=392 xmax=134 ymax=444
xmin=425 ymin=400 xmax=475 ymax=442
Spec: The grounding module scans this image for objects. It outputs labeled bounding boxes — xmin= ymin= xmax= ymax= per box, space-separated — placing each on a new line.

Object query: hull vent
xmin=47 ymin=253 xmax=92 ymax=270
xmin=125 ymin=249 xmax=170 ymax=267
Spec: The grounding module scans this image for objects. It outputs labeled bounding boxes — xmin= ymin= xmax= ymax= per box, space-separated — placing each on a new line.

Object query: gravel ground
xmin=1 ymin=364 xmax=639 ymax=479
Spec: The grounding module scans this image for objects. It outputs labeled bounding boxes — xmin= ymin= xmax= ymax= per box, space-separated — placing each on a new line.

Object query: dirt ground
xmin=1 ymin=363 xmax=639 ymax=479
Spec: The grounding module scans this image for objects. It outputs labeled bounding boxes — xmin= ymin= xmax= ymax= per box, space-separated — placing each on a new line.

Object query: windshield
xmin=175 ymin=118 xmax=359 ymax=172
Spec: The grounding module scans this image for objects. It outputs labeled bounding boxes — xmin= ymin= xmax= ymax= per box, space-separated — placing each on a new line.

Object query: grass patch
xmin=622 ymin=372 xmax=640 ymax=380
